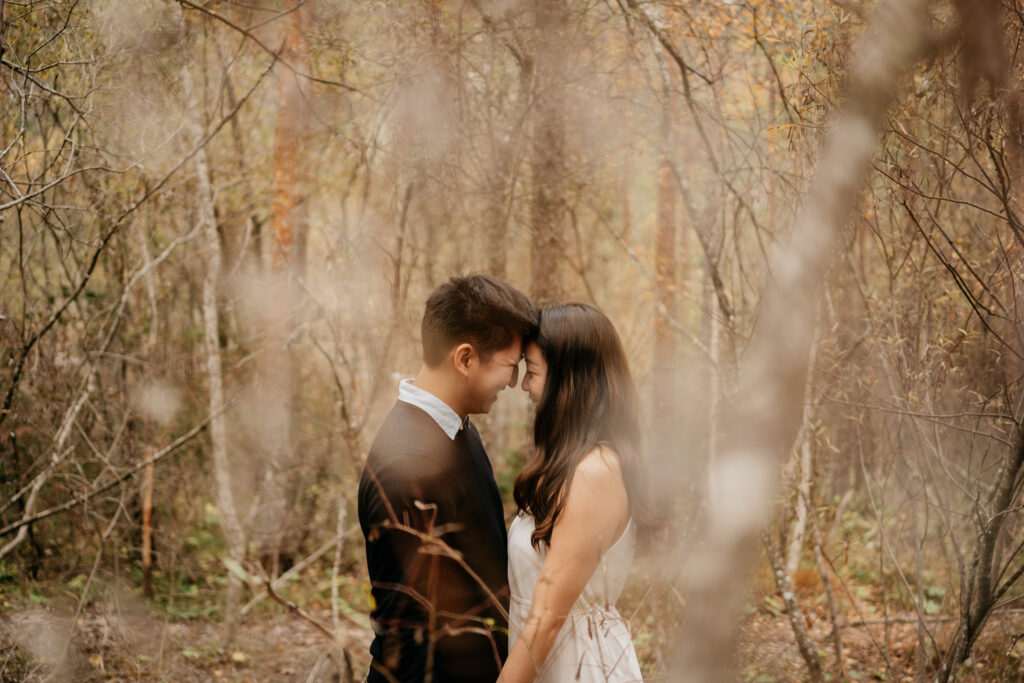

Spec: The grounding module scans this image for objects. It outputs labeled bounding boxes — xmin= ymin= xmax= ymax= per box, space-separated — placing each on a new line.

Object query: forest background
xmin=1 ymin=0 xmax=1024 ymax=681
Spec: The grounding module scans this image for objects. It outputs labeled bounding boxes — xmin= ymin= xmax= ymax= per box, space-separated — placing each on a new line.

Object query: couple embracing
xmin=358 ymin=274 xmax=657 ymax=683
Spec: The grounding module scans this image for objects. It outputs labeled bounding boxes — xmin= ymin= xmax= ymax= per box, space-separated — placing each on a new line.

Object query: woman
xmin=500 ymin=303 xmax=655 ymax=683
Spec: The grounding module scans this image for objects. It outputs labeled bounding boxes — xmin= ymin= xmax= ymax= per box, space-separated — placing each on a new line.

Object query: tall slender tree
xmin=529 ymin=0 xmax=569 ymax=304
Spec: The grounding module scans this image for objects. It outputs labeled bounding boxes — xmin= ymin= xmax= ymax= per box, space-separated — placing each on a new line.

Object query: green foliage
xmin=496 ymin=446 xmax=526 ymax=505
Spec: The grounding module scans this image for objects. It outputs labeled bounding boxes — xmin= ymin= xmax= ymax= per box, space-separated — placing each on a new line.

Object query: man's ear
xmin=452 ymin=343 xmax=475 ymax=379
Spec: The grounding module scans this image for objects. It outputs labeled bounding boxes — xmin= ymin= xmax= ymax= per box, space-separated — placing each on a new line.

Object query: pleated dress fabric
xmin=507 ymin=514 xmax=644 ymax=682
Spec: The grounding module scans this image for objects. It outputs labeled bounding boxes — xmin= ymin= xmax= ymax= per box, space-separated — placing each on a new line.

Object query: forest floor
xmin=2 ymin=600 xmax=1023 ymax=682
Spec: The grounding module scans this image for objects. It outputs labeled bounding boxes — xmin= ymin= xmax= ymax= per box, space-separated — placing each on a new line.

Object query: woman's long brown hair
xmin=513 ymin=303 xmax=656 ymax=550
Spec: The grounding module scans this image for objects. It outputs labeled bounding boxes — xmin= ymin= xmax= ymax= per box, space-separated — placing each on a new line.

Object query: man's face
xmin=464 ymin=339 xmax=523 ymax=415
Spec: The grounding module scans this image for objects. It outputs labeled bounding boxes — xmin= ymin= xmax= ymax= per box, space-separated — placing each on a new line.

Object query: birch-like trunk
xmin=176 ymin=4 xmax=247 ymax=643
xmin=786 ymin=315 xmax=820 ymax=576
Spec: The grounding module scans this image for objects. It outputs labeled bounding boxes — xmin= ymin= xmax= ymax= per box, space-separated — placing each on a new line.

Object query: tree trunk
xmin=786 ymin=315 xmax=820 ymax=576
xmin=652 ymin=63 xmax=678 ymax=468
xmin=529 ymin=0 xmax=568 ymax=304
xmin=270 ymin=8 xmax=310 ymax=274
xmin=141 ymin=451 xmax=154 ymax=599
xmin=483 ymin=59 xmax=531 ymax=281
xmin=764 ymin=532 xmax=825 ymax=683
xmin=176 ymin=4 xmax=247 ymax=643
xmin=998 ymin=7 xmax=1024 ymax=404
xmin=257 ymin=5 xmax=311 ymax=575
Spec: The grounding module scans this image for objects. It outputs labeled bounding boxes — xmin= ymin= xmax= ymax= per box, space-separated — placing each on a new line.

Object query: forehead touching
xmin=524 ymin=342 xmax=544 ymax=365
xmin=491 ymin=339 xmax=523 ymax=364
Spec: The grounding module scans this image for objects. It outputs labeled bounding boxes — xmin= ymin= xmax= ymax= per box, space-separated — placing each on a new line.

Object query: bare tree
xmin=528 ymin=0 xmax=569 ymax=304
xmin=175 ymin=4 xmax=247 ymax=644
xmin=673 ymin=0 xmax=932 ymax=678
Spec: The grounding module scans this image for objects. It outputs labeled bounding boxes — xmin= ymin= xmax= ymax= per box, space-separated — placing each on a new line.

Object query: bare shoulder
xmin=558 ymin=445 xmax=629 ymax=554
xmin=570 ymin=445 xmax=627 ymax=501
xmin=575 ymin=445 xmax=624 ymax=483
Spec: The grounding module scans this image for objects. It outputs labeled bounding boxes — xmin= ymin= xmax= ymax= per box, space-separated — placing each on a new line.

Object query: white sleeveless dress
xmin=507 ymin=514 xmax=644 ymax=682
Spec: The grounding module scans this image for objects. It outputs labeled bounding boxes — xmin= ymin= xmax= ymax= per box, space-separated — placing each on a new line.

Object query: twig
xmin=239 ymin=525 xmax=360 ymax=616
xmin=174 ymin=0 xmax=364 ymax=94
xmin=263 ymin=579 xmax=337 ymax=641
xmin=0 ymin=415 xmax=212 ymax=537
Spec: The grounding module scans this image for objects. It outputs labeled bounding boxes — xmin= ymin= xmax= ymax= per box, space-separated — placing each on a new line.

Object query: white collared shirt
xmin=397 ymin=378 xmax=467 ymax=440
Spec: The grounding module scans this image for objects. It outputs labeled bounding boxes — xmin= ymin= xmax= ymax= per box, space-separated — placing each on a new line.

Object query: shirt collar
xmin=397 ymin=378 xmax=468 ymax=440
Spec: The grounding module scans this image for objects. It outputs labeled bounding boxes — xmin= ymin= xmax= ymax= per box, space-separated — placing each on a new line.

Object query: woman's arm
xmin=498 ymin=447 xmax=630 ymax=683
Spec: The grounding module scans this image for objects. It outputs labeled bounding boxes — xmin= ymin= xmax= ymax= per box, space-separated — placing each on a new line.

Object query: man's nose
xmin=508 ymin=364 xmax=520 ymax=388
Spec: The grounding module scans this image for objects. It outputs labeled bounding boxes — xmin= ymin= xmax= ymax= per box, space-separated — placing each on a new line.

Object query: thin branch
xmin=174 ymin=0 xmax=364 ymax=95
xmin=0 ymin=415 xmax=212 ymax=538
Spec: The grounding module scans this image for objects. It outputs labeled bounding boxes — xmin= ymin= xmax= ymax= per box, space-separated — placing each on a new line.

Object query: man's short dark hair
xmin=421 ymin=274 xmax=539 ymax=367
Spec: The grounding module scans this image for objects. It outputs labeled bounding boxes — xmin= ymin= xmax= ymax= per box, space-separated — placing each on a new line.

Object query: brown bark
xmin=999 ymin=12 xmax=1024 ymax=399
xmin=620 ymin=149 xmax=632 ymax=244
xmin=484 ymin=161 xmax=512 ymax=280
xmin=652 ymin=70 xmax=678 ymax=462
xmin=271 ymin=8 xmax=311 ymax=273
xmin=257 ymin=6 xmax=312 ymax=575
xmin=938 ymin=434 xmax=1024 ymax=681
xmin=217 ymin=25 xmax=263 ymax=278
xmin=529 ymin=0 xmax=569 ymax=304
xmin=0 ymin=1 xmax=7 ymax=63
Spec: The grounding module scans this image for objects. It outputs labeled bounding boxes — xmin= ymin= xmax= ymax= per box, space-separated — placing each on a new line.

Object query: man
xmin=358 ymin=274 xmax=538 ymax=682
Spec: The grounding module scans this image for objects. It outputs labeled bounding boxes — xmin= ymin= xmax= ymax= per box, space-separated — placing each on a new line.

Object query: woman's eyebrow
xmin=524 ymin=357 xmax=538 ymax=366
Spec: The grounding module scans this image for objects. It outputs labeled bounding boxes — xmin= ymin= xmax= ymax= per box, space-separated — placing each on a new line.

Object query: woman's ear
xmin=452 ymin=343 xmax=475 ymax=379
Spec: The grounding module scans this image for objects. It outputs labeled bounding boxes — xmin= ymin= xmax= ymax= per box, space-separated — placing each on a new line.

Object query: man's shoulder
xmin=373 ymin=401 xmax=449 ymax=441
xmin=362 ymin=403 xmax=459 ymax=480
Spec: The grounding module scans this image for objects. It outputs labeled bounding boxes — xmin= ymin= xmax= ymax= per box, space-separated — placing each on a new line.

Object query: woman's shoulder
xmin=560 ymin=445 xmax=630 ymax=553
xmin=571 ymin=444 xmax=627 ymax=501
xmin=577 ymin=443 xmax=624 ymax=480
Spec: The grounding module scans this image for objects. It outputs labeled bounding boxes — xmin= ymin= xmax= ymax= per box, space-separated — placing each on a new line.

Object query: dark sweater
xmin=358 ymin=401 xmax=509 ymax=682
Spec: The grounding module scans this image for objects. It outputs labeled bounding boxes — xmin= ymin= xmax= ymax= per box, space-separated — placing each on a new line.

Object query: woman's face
xmin=521 ymin=341 xmax=548 ymax=406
